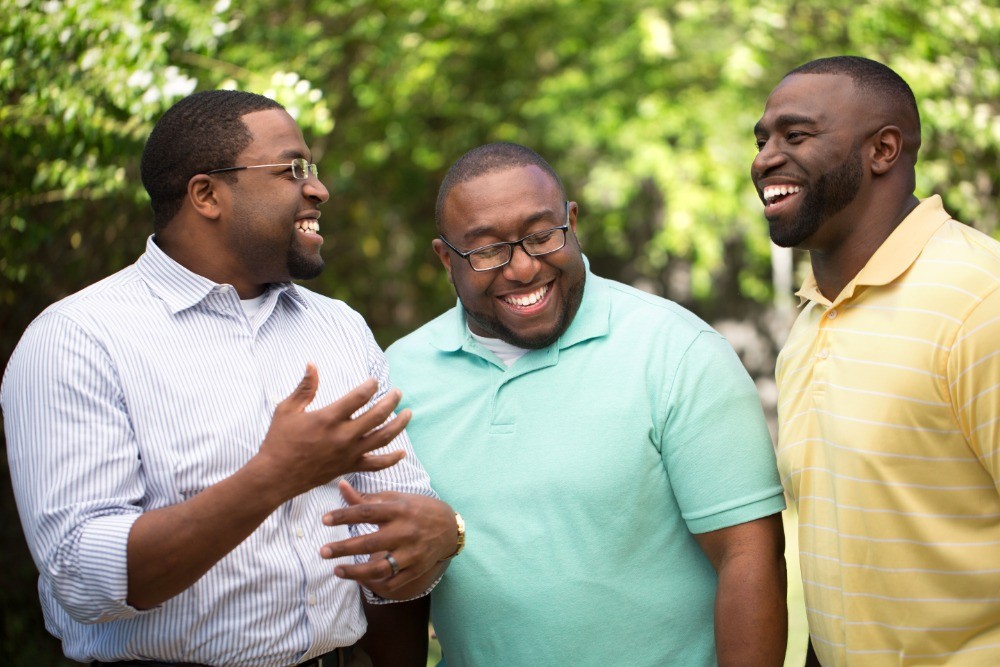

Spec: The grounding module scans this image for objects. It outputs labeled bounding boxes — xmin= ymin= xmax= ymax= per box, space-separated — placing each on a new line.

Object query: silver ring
xmin=384 ymin=552 xmax=401 ymax=577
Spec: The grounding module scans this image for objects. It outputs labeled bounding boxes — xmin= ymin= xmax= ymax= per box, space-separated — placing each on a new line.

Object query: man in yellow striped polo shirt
xmin=752 ymin=56 xmax=1000 ymax=665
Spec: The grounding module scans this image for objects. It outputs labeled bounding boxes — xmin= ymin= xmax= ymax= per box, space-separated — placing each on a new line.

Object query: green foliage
xmin=1 ymin=0 xmax=998 ymax=662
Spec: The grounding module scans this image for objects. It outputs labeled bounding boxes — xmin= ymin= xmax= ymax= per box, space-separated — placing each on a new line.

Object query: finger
xmin=320 ymin=530 xmax=397 ymax=559
xmin=338 ymin=478 xmax=365 ymax=506
xmin=323 ymin=499 xmax=402 ymax=531
xmin=278 ymin=363 xmax=319 ymax=414
xmin=334 ymin=557 xmax=398 ymax=582
xmin=351 ymin=450 xmax=407 ymax=473
xmin=323 ymin=378 xmax=380 ymax=421
xmin=335 ymin=556 xmax=424 ymax=592
xmin=356 ymin=408 xmax=411 ymax=452
xmin=345 ymin=389 xmax=406 ymax=437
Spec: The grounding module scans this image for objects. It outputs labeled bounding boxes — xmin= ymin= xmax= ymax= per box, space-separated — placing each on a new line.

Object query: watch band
xmin=441 ymin=512 xmax=465 ymax=560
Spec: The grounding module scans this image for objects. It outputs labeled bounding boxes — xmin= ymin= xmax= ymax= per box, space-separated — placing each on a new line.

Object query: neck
xmin=154 ymin=230 xmax=265 ymax=299
xmin=810 ymin=194 xmax=920 ymax=300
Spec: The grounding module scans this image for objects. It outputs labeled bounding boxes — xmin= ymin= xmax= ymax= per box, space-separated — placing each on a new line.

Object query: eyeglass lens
xmin=291 ymin=158 xmax=318 ymax=180
xmin=469 ymin=228 xmax=566 ymax=270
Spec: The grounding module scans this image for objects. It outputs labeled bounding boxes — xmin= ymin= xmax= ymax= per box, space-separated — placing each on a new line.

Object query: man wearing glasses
xmin=2 ymin=90 xmax=461 ymax=666
xmin=374 ymin=142 xmax=788 ymax=665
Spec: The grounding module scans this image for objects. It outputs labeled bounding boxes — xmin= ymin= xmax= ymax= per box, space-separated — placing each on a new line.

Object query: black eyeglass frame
xmin=439 ymin=201 xmax=572 ymax=272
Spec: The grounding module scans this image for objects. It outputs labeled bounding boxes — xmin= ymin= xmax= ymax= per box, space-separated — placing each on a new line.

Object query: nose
xmin=501 ymin=243 xmax=541 ymax=283
xmin=304 ymin=176 xmax=330 ymax=204
xmin=751 ymin=138 xmax=785 ymax=181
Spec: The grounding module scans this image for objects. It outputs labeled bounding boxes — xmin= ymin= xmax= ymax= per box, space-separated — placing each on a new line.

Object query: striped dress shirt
xmin=776 ymin=196 xmax=1000 ymax=665
xmin=1 ymin=237 xmax=436 ymax=666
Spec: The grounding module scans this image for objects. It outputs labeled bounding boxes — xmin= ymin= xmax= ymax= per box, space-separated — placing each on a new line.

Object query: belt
xmin=92 ymin=645 xmax=353 ymax=667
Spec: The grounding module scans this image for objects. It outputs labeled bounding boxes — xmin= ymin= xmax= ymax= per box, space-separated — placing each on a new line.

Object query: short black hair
xmin=140 ymin=90 xmax=284 ymax=230
xmin=785 ymin=56 xmax=920 ymax=153
xmin=436 ymin=142 xmax=565 ymax=230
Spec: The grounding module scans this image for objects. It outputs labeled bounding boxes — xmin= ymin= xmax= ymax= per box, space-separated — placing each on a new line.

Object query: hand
xmin=256 ymin=364 xmax=410 ymax=500
xmin=320 ymin=480 xmax=458 ymax=595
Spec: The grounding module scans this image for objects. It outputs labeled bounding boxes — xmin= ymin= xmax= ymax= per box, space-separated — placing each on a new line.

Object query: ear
xmin=567 ymin=201 xmax=579 ymax=234
xmin=869 ymin=125 xmax=903 ymax=176
xmin=431 ymin=238 xmax=454 ymax=282
xmin=187 ymin=174 xmax=225 ymax=221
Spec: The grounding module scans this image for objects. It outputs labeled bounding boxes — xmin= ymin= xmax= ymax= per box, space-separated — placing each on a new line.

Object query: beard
xmin=769 ymin=147 xmax=863 ymax=248
xmin=460 ymin=273 xmax=586 ymax=350
xmin=286 ymin=240 xmax=324 ymax=280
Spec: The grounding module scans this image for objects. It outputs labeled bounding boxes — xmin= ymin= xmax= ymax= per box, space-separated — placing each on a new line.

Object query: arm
xmin=693 ymin=513 xmax=787 ymax=667
xmin=358 ymin=595 xmax=430 ymax=666
xmin=127 ymin=364 xmax=409 ymax=609
xmin=319 ymin=480 xmax=458 ymax=600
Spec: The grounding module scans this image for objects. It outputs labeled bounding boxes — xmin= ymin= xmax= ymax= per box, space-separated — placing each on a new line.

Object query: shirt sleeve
xmin=659 ymin=331 xmax=786 ymax=534
xmin=1 ymin=313 xmax=149 ymax=623
xmin=949 ymin=286 xmax=1000 ymax=488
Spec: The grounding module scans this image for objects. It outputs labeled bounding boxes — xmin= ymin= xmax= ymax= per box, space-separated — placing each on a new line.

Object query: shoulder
xmin=595 ymin=275 xmax=718 ymax=346
xmin=386 ymin=306 xmax=462 ymax=361
xmin=917 ymin=218 xmax=1000 ymax=317
xmin=19 ymin=265 xmax=146 ymax=339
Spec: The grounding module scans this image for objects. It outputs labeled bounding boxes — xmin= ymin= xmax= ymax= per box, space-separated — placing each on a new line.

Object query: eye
xmin=754 ymin=138 xmax=767 ymax=152
xmin=786 ymin=131 xmax=807 ymax=142
xmin=473 ymin=245 xmax=506 ymax=260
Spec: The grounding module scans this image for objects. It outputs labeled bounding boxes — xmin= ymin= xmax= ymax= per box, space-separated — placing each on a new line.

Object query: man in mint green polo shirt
xmin=383 ymin=142 xmax=787 ymax=666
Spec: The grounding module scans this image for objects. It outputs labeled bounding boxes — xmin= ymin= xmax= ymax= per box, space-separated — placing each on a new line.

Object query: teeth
xmin=763 ymin=185 xmax=802 ymax=203
xmin=296 ymin=219 xmax=320 ymax=234
xmin=503 ymin=284 xmax=549 ymax=307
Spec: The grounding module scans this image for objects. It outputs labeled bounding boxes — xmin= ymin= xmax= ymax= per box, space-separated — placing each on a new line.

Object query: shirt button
xmin=827 ymin=309 xmax=838 ymax=319
xmin=817 ymin=349 xmax=829 ymax=359
xmin=307 ymin=594 xmax=317 ymax=606
xmin=296 ymin=527 xmax=304 ymax=538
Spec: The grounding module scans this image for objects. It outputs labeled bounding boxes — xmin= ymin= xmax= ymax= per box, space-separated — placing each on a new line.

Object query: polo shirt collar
xmin=136 ymin=235 xmax=307 ymax=314
xmin=795 ymin=195 xmax=950 ymax=307
xmin=430 ymin=255 xmax=610 ymax=354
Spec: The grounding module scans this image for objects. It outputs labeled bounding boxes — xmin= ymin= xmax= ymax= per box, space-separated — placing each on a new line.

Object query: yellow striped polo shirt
xmin=776 ymin=196 xmax=1000 ymax=665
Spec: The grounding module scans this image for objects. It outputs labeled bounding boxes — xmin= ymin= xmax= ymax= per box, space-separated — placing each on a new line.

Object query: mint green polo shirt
xmin=387 ymin=270 xmax=784 ymax=666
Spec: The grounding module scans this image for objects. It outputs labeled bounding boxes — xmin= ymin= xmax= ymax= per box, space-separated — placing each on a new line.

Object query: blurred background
xmin=2 ymin=0 xmax=997 ymax=664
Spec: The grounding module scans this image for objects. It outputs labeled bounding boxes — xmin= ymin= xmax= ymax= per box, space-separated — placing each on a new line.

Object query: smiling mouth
xmin=501 ymin=283 xmax=550 ymax=308
xmin=762 ymin=184 xmax=802 ymax=207
xmin=296 ymin=218 xmax=320 ymax=234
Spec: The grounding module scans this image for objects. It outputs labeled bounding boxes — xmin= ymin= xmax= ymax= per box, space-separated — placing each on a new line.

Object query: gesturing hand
xmin=257 ymin=364 xmax=410 ymax=500
xmin=320 ymin=480 xmax=458 ymax=597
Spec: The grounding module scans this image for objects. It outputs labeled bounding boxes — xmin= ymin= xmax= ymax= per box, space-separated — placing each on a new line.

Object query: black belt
xmin=92 ymin=645 xmax=353 ymax=667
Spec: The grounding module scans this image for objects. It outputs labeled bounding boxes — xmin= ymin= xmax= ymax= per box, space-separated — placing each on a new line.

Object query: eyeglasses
xmin=205 ymin=157 xmax=319 ymax=180
xmin=439 ymin=202 xmax=571 ymax=272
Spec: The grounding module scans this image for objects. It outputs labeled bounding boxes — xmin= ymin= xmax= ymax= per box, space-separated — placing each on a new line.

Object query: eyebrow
xmin=463 ymin=208 xmax=561 ymax=243
xmin=754 ymin=113 xmax=819 ymax=135
xmin=277 ymin=148 xmax=311 ymax=161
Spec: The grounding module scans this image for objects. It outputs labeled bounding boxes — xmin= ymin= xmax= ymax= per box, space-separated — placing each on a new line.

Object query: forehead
xmin=442 ymin=165 xmax=563 ymax=239
xmin=238 ymin=108 xmax=309 ymax=160
xmin=757 ymin=73 xmax=860 ymax=128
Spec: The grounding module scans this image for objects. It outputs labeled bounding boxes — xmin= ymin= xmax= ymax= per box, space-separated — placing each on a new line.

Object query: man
xmin=752 ymin=56 xmax=1000 ymax=665
xmin=1 ymin=90 xmax=462 ymax=666
xmin=371 ymin=141 xmax=788 ymax=665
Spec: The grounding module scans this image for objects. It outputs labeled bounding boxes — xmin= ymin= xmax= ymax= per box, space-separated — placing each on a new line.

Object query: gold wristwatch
xmin=442 ymin=512 xmax=465 ymax=560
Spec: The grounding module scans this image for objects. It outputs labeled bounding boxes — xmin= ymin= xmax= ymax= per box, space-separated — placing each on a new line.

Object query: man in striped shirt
xmin=753 ymin=56 xmax=1000 ymax=665
xmin=1 ymin=90 xmax=461 ymax=666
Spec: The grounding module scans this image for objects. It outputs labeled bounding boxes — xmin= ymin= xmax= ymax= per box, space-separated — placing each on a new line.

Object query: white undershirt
xmin=240 ymin=293 xmax=267 ymax=319
xmin=469 ymin=329 xmax=529 ymax=367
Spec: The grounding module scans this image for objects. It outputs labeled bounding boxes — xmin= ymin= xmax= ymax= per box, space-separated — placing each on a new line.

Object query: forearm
xmin=713 ymin=550 xmax=788 ymax=666
xmin=126 ymin=455 xmax=290 ymax=608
